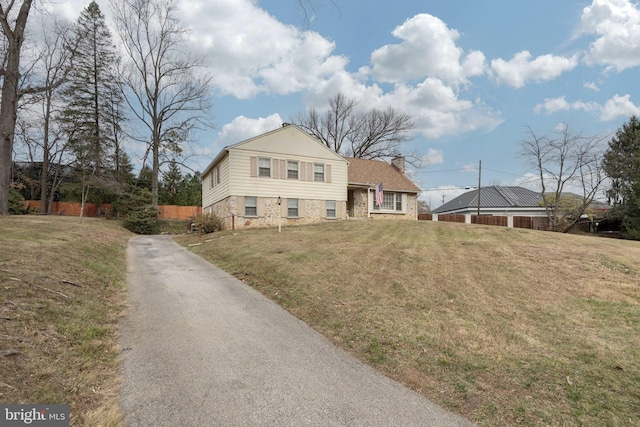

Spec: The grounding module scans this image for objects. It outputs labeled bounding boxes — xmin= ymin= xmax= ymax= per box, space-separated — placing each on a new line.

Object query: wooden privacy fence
xmin=24 ymin=201 xmax=110 ymax=217
xmin=435 ymin=214 xmax=466 ymax=223
xmin=418 ymin=213 xmax=552 ymax=231
xmin=472 ymin=215 xmax=508 ymax=227
xmin=156 ymin=205 xmax=201 ymax=220
xmin=24 ymin=201 xmax=201 ymax=220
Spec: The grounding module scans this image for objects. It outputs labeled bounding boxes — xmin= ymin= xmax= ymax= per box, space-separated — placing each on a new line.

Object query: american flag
xmin=375 ymin=182 xmax=383 ymax=207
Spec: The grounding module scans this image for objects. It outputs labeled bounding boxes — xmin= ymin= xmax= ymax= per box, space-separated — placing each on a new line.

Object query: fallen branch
xmin=0 ymin=381 xmax=16 ymax=390
xmin=61 ymin=280 xmax=83 ymax=288
xmin=35 ymin=286 xmax=69 ymax=299
xmin=4 ymin=301 xmax=24 ymax=311
xmin=1 ymin=349 xmax=20 ymax=357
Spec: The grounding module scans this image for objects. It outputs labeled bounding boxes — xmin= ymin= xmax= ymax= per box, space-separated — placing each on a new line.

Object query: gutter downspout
xmin=368 ymin=188 xmax=371 ymax=218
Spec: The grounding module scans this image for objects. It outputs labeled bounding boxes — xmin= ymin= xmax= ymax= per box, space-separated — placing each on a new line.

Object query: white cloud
xmin=303 ymin=75 xmax=503 ymax=141
xmin=580 ymin=0 xmax=640 ymax=71
xmin=177 ymin=3 xmax=501 ymax=141
xmin=369 ymin=13 xmax=485 ymax=85
xmin=46 ymin=2 xmax=502 ymax=144
xmin=461 ymin=162 xmax=478 ymax=173
xmin=179 ymin=0 xmax=348 ymax=99
xmin=534 ymin=94 xmax=638 ymax=121
xmin=420 ymin=149 xmax=444 ymax=167
xmin=584 ymin=81 xmax=600 ymax=91
xmin=490 ymin=51 xmax=579 ymax=88
xmin=534 ymin=96 xmax=570 ymax=114
xmin=216 ymin=114 xmax=284 ymax=146
xmin=599 ymin=94 xmax=640 ymax=120
xmin=378 ymin=78 xmax=503 ymax=139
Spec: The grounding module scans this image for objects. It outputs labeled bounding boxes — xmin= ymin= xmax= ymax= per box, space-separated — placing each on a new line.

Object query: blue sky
xmin=53 ymin=0 xmax=640 ymax=207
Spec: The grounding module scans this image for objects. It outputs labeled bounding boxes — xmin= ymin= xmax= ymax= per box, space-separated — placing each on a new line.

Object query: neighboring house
xmin=201 ymin=124 xmax=421 ymax=229
xmin=346 ymin=157 xmax=420 ymax=220
xmin=432 ymin=185 xmax=611 ymax=219
xmin=433 ymin=186 xmax=547 ymax=217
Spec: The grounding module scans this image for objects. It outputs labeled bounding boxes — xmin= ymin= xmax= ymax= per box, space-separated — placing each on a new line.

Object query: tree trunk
xmin=152 ymin=135 xmax=159 ymax=209
xmin=40 ymin=101 xmax=51 ymax=214
xmin=0 ymin=0 xmax=34 ymax=215
xmin=0 ymin=46 xmax=20 ymax=215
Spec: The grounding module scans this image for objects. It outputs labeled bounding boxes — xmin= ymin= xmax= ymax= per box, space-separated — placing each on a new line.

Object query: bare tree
xmin=520 ymin=125 xmax=607 ymax=231
xmin=293 ymin=92 xmax=415 ymax=163
xmin=26 ymin=17 xmax=73 ymax=213
xmin=110 ymin=0 xmax=213 ymax=209
xmin=0 ymin=0 xmax=34 ymax=215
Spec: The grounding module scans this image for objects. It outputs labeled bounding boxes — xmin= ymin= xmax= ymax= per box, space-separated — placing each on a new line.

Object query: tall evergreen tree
xmin=159 ymin=161 xmax=183 ymax=205
xmin=60 ymin=1 xmax=124 ymax=180
xmin=603 ymin=116 xmax=640 ymax=239
xmin=176 ymin=173 xmax=202 ymax=206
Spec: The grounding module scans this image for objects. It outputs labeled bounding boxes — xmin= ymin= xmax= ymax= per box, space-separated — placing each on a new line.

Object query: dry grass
xmin=177 ymin=220 xmax=640 ymax=426
xmin=0 ymin=216 xmax=132 ymax=426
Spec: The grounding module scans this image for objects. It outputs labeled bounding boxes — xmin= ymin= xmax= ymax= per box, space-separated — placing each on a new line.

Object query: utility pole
xmin=477 ymin=160 xmax=482 ymax=217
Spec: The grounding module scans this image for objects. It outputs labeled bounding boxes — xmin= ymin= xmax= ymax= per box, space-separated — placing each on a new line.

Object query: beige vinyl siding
xmin=228 ymin=149 xmax=347 ymax=202
xmin=202 ymin=154 xmax=230 ymax=208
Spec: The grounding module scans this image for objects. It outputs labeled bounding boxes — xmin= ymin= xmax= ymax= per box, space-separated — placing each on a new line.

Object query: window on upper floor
xmin=258 ymin=158 xmax=271 ymax=177
xmin=314 ymin=163 xmax=324 ymax=182
xmin=210 ymin=166 xmax=220 ymax=187
xmin=287 ymin=161 xmax=299 ymax=180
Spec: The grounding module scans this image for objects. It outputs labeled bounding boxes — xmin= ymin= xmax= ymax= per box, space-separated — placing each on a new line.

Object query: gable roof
xmin=346 ymin=157 xmax=420 ymax=193
xmin=202 ymin=123 xmax=346 ymax=176
xmin=433 ymin=186 xmax=542 ymax=213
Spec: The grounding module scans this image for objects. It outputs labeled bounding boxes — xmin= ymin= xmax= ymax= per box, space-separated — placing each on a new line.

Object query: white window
xmin=314 ymin=164 xmax=324 ymax=182
xmin=326 ymin=200 xmax=336 ymax=218
xmin=373 ymin=192 xmax=402 ymax=211
xmin=258 ymin=158 xmax=271 ymax=177
xmin=287 ymin=198 xmax=298 ymax=217
xmin=245 ymin=196 xmax=257 ymax=216
xmin=395 ymin=193 xmax=402 ymax=211
xmin=211 ymin=166 xmax=220 ymax=187
xmin=287 ymin=161 xmax=299 ymax=180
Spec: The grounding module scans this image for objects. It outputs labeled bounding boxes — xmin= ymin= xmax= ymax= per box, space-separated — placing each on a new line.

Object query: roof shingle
xmin=346 ymin=157 xmax=420 ymax=193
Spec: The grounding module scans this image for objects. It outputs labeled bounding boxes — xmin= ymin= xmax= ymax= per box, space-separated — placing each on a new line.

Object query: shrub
xmin=192 ymin=213 xmax=223 ymax=234
xmin=122 ymin=207 xmax=160 ymax=234
xmin=111 ymin=187 xmax=152 ymax=218
xmin=8 ymin=189 xmax=27 ymax=215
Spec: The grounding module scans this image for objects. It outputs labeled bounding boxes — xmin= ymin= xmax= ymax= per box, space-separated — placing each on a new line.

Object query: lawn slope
xmin=179 ymin=220 xmax=640 ymax=426
xmin=0 ymin=217 xmax=132 ymax=426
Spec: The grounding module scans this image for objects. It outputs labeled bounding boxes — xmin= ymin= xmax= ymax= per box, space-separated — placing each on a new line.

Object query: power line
xmin=413 ymin=168 xmax=471 ymax=174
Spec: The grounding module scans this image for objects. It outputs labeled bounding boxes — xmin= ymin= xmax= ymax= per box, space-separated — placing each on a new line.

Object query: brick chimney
xmin=391 ymin=156 xmax=405 ymax=175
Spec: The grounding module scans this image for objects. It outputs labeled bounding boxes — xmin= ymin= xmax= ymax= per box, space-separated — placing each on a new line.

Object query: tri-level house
xmin=202 ymin=124 xmax=420 ymax=229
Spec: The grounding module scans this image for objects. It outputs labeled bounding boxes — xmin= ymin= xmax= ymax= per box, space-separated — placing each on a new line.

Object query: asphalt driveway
xmin=120 ymin=235 xmax=475 ymax=426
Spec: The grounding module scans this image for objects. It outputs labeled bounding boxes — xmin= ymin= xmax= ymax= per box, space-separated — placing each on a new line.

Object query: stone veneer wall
xmin=351 ymin=190 xmax=369 ymax=219
xmin=206 ymin=196 xmax=347 ymax=230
